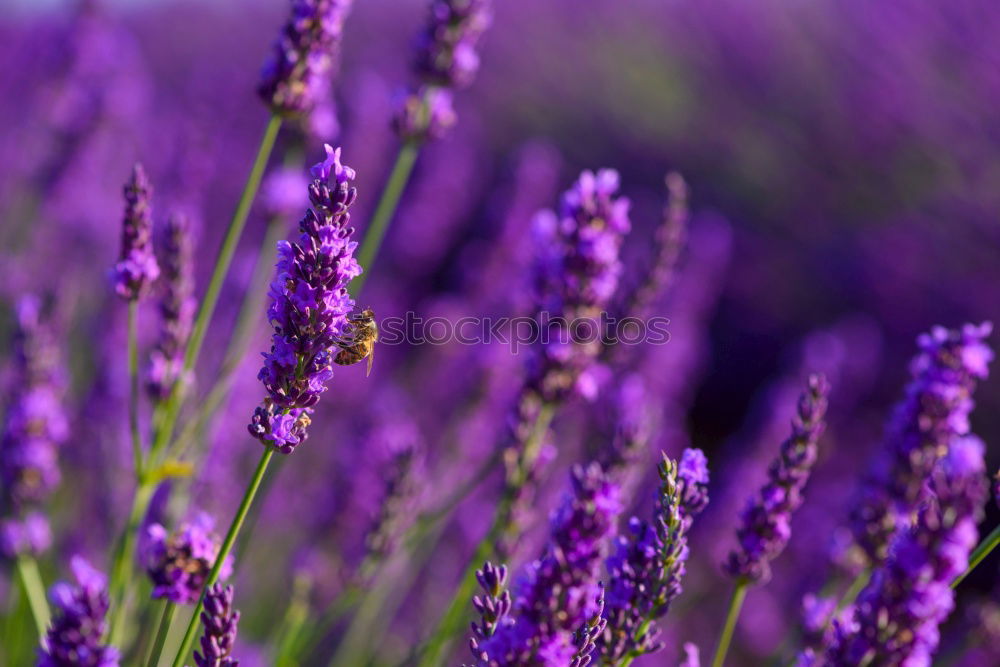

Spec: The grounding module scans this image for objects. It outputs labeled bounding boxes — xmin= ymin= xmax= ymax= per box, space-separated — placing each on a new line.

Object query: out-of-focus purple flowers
xmin=826 ymin=435 xmax=989 ymax=666
xmin=727 ymin=374 xmax=829 ymax=583
xmin=0 ymin=296 xmax=65 ymax=559
xmin=147 ymin=214 xmax=195 ymax=401
xmin=38 ymin=556 xmax=119 ymax=667
xmin=141 ymin=513 xmax=232 ymax=605
xmin=258 ymin=0 xmax=354 ymax=117
xmin=472 ymin=463 xmax=621 ymax=665
xmin=850 ymin=323 xmax=993 ymax=566
xmin=248 ymin=145 xmax=361 ymax=453
xmin=599 ymin=449 xmax=710 ymax=663
xmin=194 ymin=583 xmax=240 ymax=667
xmin=112 ymin=164 xmax=159 ymax=301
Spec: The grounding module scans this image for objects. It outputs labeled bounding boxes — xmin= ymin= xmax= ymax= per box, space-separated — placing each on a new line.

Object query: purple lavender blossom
xmin=38 ymin=556 xmax=119 ymax=666
xmin=248 ymin=144 xmax=361 ymax=453
xmin=598 ymin=449 xmax=710 ymax=663
xmin=394 ymin=86 xmax=457 ymax=143
xmin=726 ymin=374 xmax=829 ymax=583
xmin=469 ymin=561 xmax=513 ymax=660
xmin=362 ymin=440 xmax=423 ymax=576
xmin=473 ymin=463 xmax=622 ymax=665
xmin=850 ymin=322 xmax=993 ymax=565
xmin=147 ymin=213 xmax=196 ymax=401
xmin=529 ymin=168 xmax=631 ymax=403
xmin=112 ymin=163 xmax=159 ymax=300
xmin=679 ymin=643 xmax=701 ymax=667
xmin=258 ymin=0 xmax=354 ymax=117
xmin=141 ymin=513 xmax=232 ymax=605
xmin=826 ymin=434 xmax=989 ymax=666
xmin=193 ymin=583 xmax=240 ymax=667
xmin=0 ymin=296 xmax=65 ymax=558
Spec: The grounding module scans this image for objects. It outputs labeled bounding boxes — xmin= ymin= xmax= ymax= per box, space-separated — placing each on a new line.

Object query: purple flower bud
xmin=147 ymin=213 xmax=196 ymax=401
xmin=258 ymin=0 xmax=354 ymax=117
xmin=141 ymin=513 xmax=232 ymax=605
xmin=249 ymin=145 xmax=361 ymax=453
xmin=416 ymin=0 xmax=492 ymax=88
xmin=38 ymin=556 xmax=120 ymax=666
xmin=112 ymin=163 xmax=159 ymax=300
xmin=0 ymin=511 xmax=51 ymax=559
xmin=193 ymin=583 xmax=240 ymax=667
xmin=469 ymin=561 xmax=513 ymax=659
xmin=393 ymin=86 xmax=457 ymax=143
xmin=727 ymin=374 xmax=829 ymax=583
xmin=851 ymin=322 xmax=992 ymax=565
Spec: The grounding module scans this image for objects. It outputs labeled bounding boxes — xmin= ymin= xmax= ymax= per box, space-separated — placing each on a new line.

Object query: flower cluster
xmin=0 ymin=296 xmax=65 ymax=559
xmin=850 ymin=322 xmax=993 ymax=565
xmin=194 ymin=583 xmax=241 ymax=667
xmin=248 ymin=145 xmax=361 ymax=453
xmin=396 ymin=0 xmax=493 ymax=141
xmin=38 ymin=556 xmax=119 ymax=667
xmin=529 ymin=168 xmax=632 ymax=403
xmin=147 ymin=213 xmax=196 ymax=400
xmin=472 ymin=463 xmax=622 ymax=665
xmin=258 ymin=0 xmax=354 ymax=117
xmin=727 ymin=374 xmax=829 ymax=583
xmin=599 ymin=449 xmax=710 ymax=663
xmin=141 ymin=513 xmax=232 ymax=604
xmin=469 ymin=561 xmax=513 ymax=658
xmin=112 ymin=163 xmax=159 ymax=300
xmin=825 ymin=434 xmax=989 ymax=665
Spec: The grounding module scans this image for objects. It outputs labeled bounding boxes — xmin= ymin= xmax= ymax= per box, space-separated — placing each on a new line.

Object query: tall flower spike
xmin=38 ymin=556 xmax=120 ymax=666
xmin=726 ymin=374 xmax=829 ymax=583
xmin=361 ymin=441 xmax=423 ymax=580
xmin=147 ymin=213 xmax=196 ymax=401
xmin=112 ymin=163 xmax=159 ymax=300
xmin=258 ymin=0 xmax=355 ymax=117
xmin=248 ymin=145 xmax=361 ymax=453
xmin=141 ymin=513 xmax=232 ymax=604
xmin=395 ymin=0 xmax=492 ymax=141
xmin=468 ymin=561 xmax=513 ymax=661
xmin=473 ymin=463 xmax=622 ymax=665
xmin=0 ymin=296 xmax=66 ymax=559
xmin=826 ymin=435 xmax=989 ymax=666
xmin=193 ymin=583 xmax=240 ymax=667
xmin=598 ymin=449 xmax=711 ymax=663
xmin=850 ymin=322 xmax=992 ymax=565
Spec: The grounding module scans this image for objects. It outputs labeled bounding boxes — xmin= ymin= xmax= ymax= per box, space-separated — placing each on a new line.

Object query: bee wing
xmin=366 ymin=341 xmax=375 ymax=376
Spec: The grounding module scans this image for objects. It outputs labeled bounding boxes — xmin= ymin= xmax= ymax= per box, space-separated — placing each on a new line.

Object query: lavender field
xmin=1 ymin=0 xmax=999 ymax=665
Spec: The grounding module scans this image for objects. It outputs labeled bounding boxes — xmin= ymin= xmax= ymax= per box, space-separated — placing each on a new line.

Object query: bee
xmin=334 ymin=308 xmax=378 ymax=376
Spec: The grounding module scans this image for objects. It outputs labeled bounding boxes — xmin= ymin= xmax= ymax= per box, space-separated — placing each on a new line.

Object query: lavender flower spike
xmin=141 ymin=513 xmax=233 ymax=605
xmin=258 ymin=0 xmax=354 ymax=117
xmin=598 ymin=449 xmax=711 ymax=663
xmin=473 ymin=463 xmax=622 ymax=665
xmin=38 ymin=556 xmax=120 ymax=666
xmin=0 ymin=296 xmax=66 ymax=559
xmin=850 ymin=322 xmax=992 ymax=565
xmin=112 ymin=163 xmax=159 ymax=300
xmin=248 ymin=145 xmax=361 ymax=453
xmin=194 ymin=583 xmax=240 ymax=667
xmin=468 ymin=561 xmax=512 ymax=661
xmin=727 ymin=374 xmax=829 ymax=583
xmin=147 ymin=213 xmax=196 ymax=400
xmin=827 ymin=434 xmax=989 ymax=666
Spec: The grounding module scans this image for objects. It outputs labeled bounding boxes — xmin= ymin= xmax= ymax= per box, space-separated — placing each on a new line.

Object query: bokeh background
xmin=1 ymin=0 xmax=998 ymax=664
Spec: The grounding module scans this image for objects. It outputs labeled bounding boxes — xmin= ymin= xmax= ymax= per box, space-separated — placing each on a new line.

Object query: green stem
xmin=15 ymin=554 xmax=50 ymax=640
xmin=350 ymin=141 xmax=419 ymax=298
xmin=144 ymin=600 xmax=177 ymax=667
xmin=169 ymin=447 xmax=275 ymax=667
xmin=837 ymin=568 xmax=870 ymax=611
xmin=108 ymin=480 xmax=155 ymax=644
xmin=952 ymin=521 xmax=1000 ymax=588
xmin=711 ymin=578 xmax=749 ymax=667
xmin=417 ymin=404 xmax=555 ymax=667
xmin=127 ymin=301 xmax=143 ymax=476
xmin=150 ymin=113 xmax=282 ymax=466
xmin=618 ymin=619 xmax=654 ymax=667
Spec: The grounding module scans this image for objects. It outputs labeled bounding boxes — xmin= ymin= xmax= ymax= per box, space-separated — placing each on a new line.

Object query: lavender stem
xmin=350 ymin=141 xmax=419 ymax=297
xmin=108 ymin=480 xmax=155 ymax=644
xmin=143 ymin=599 xmax=177 ymax=667
xmin=711 ymin=578 xmax=749 ymax=667
xmin=169 ymin=446 xmax=274 ymax=667
xmin=15 ymin=553 xmax=50 ymax=639
xmin=951 ymin=521 xmax=1000 ymax=588
xmin=127 ymin=300 xmax=143 ymax=476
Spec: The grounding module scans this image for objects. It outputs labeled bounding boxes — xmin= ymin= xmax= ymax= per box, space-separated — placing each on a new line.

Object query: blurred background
xmin=1 ymin=0 xmax=998 ymax=664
